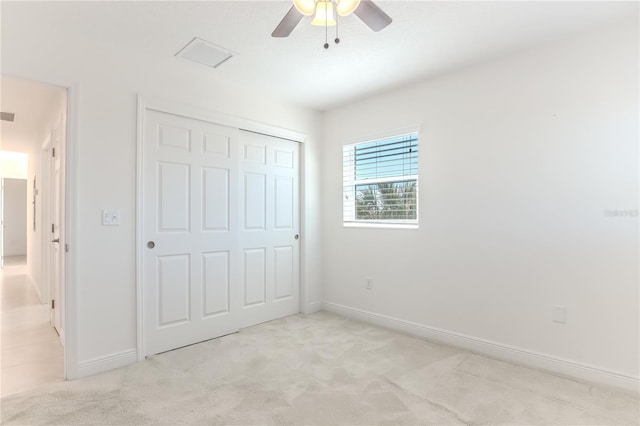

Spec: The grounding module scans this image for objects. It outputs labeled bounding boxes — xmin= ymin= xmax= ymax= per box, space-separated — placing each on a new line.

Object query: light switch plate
xmin=102 ymin=209 xmax=121 ymax=226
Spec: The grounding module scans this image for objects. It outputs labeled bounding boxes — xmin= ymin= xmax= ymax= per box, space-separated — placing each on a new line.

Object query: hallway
xmin=1 ymin=256 xmax=63 ymax=397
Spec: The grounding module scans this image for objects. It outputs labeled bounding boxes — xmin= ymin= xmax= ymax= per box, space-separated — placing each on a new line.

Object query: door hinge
xmin=65 ymin=244 xmax=69 ymax=253
xmin=51 ymin=299 xmax=55 ymax=309
xmin=51 ymin=223 xmax=55 ymax=233
xmin=52 ymin=147 xmax=56 ymax=158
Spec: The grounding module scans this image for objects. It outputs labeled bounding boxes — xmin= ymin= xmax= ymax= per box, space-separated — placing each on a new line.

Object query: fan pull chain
xmin=335 ymin=7 xmax=340 ymax=45
xmin=324 ymin=1 xmax=329 ymax=49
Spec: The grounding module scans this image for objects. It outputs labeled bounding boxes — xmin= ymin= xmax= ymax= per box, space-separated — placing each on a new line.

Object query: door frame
xmin=64 ymin=83 xmax=79 ymax=379
xmin=40 ymin=131 xmax=52 ymax=306
xmin=135 ymin=95 xmax=308 ymax=361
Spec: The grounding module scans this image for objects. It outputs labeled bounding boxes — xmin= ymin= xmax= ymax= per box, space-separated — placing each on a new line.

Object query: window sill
xmin=343 ymin=222 xmax=419 ymax=230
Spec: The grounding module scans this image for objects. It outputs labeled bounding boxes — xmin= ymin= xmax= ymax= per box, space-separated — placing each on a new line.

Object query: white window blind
xmin=343 ymin=132 xmax=419 ymax=227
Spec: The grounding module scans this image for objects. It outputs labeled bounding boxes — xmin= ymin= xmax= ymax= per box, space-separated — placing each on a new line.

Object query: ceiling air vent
xmin=175 ymin=37 xmax=236 ymax=69
xmin=1 ymin=112 xmax=15 ymax=122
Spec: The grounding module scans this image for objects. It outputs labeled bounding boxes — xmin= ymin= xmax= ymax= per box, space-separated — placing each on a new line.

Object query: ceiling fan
xmin=272 ymin=0 xmax=392 ymax=48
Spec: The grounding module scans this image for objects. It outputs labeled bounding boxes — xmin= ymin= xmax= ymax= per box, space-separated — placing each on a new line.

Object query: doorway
xmin=2 ymin=178 xmax=27 ymax=264
xmin=0 ymin=75 xmax=68 ymax=396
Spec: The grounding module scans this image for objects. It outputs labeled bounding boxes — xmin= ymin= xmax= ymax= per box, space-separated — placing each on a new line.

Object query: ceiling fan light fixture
xmin=273 ymin=0 xmax=391 ymax=42
xmin=293 ymin=0 xmax=316 ymax=16
xmin=311 ymin=0 xmax=336 ymax=27
xmin=336 ymin=0 xmax=360 ymax=17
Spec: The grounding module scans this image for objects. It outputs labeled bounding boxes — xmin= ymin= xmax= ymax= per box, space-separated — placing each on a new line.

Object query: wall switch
xmin=102 ymin=209 xmax=121 ymax=226
xmin=365 ymin=278 xmax=373 ymax=290
xmin=552 ymin=305 xmax=567 ymax=324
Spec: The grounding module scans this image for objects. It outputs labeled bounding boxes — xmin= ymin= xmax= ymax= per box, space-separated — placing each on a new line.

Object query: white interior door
xmin=50 ymin=127 xmax=62 ymax=335
xmin=143 ymin=110 xmax=300 ymax=356
xmin=238 ymin=130 xmax=300 ymax=328
xmin=143 ymin=110 xmax=241 ymax=355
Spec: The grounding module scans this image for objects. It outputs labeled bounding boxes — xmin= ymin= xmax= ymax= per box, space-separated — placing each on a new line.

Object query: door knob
xmin=295 ymin=234 xmax=299 ymax=240
xmin=52 ymin=238 xmax=60 ymax=243
xmin=147 ymin=241 xmax=155 ymax=249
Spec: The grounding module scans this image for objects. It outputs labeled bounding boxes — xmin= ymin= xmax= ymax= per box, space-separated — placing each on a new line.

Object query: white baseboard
xmin=322 ymin=301 xmax=639 ymax=393
xmin=77 ymin=349 xmax=137 ymax=378
xmin=303 ymin=300 xmax=323 ymax=314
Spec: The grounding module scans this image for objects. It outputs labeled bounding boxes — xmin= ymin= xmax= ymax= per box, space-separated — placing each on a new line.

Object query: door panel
xmin=243 ymin=248 xmax=266 ymax=307
xmin=157 ymin=254 xmax=191 ymax=327
xmin=202 ymin=167 xmax=229 ymax=231
xmin=143 ymin=110 xmax=300 ymax=356
xmin=203 ymin=132 xmax=230 ymax=157
xmin=159 ymin=124 xmax=190 ymax=151
xmin=202 ymin=251 xmax=230 ymax=317
xmin=158 ymin=162 xmax=190 ymax=232
xmin=244 ymin=173 xmax=266 ymax=229
xmin=274 ymin=245 xmax=294 ymax=300
xmin=244 ymin=143 xmax=266 ymax=164
xmin=275 ymin=177 xmax=294 ymax=229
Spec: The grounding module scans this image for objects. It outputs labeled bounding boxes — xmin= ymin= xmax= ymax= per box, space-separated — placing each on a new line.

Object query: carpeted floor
xmin=1 ymin=312 xmax=638 ymax=425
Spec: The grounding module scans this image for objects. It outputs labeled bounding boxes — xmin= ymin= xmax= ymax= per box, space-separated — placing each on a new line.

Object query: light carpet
xmin=1 ymin=312 xmax=638 ymax=425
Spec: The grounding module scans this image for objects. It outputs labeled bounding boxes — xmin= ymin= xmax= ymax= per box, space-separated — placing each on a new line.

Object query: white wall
xmin=322 ymin=19 xmax=639 ymax=387
xmin=0 ymin=151 xmax=28 ymax=179
xmin=3 ymin=178 xmax=27 ymax=256
xmin=2 ymin=5 xmax=323 ymax=377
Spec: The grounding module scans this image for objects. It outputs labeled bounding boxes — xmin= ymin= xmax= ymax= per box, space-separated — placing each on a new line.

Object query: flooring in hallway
xmin=1 ymin=256 xmax=64 ymax=397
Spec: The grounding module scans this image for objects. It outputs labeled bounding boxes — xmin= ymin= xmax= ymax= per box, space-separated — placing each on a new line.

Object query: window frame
xmin=342 ymin=127 xmax=420 ymax=229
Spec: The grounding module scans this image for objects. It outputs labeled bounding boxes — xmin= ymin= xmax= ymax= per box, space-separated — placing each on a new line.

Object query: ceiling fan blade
xmin=272 ymin=6 xmax=304 ymax=37
xmin=354 ymin=0 xmax=392 ymax=32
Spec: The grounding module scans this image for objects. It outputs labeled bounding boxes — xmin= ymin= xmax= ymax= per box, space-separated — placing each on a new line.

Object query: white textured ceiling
xmin=1 ymin=1 xmax=638 ymax=113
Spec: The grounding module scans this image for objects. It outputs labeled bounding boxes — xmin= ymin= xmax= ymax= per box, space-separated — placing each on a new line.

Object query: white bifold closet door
xmin=143 ymin=109 xmax=300 ymax=356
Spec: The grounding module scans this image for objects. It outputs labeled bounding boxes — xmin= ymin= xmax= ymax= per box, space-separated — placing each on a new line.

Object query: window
xmin=343 ymin=131 xmax=419 ymax=227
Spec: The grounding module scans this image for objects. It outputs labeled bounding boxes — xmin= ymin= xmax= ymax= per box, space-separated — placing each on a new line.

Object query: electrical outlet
xmin=365 ymin=278 xmax=373 ymax=290
xmin=552 ymin=305 xmax=567 ymax=324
